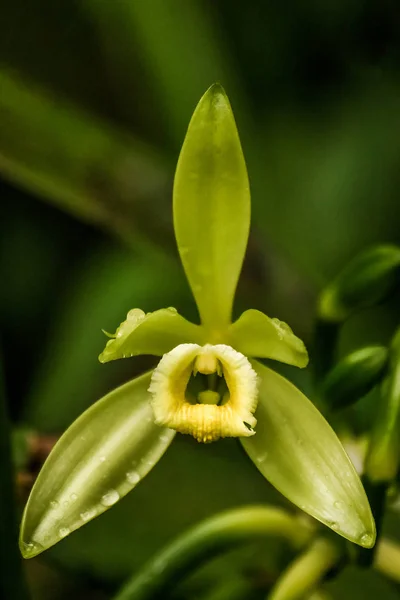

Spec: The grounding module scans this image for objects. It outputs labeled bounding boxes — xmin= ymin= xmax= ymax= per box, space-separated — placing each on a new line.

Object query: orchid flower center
xmin=148 ymin=344 xmax=259 ymax=443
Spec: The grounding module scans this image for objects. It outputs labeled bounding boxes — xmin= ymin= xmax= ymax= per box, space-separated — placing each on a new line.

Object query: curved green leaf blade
xmin=20 ymin=372 xmax=175 ymax=558
xmin=227 ymin=309 xmax=308 ymax=367
xmin=99 ymin=307 xmax=204 ymax=363
xmin=241 ymin=361 xmax=375 ymax=547
xmin=173 ymin=83 xmax=250 ymax=332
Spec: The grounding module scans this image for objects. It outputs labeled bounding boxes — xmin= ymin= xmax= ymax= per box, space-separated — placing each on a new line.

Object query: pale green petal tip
xmin=99 ymin=308 xmax=146 ymax=363
xmin=228 ymin=310 xmax=309 ymax=368
xmin=205 ymin=82 xmax=228 ymax=101
xmin=270 ymin=317 xmax=309 ymax=368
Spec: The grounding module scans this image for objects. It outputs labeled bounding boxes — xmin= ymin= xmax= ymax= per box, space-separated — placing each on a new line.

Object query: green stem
xmin=0 ymin=358 xmax=30 ymax=599
xmin=202 ymin=577 xmax=256 ymax=600
xmin=268 ymin=538 xmax=341 ymax=600
xmin=375 ymin=538 xmax=400 ymax=584
xmin=113 ymin=506 xmax=314 ymax=600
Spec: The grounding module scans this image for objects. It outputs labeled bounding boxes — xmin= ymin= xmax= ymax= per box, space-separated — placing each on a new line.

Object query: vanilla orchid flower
xmin=20 ymin=85 xmax=375 ymax=559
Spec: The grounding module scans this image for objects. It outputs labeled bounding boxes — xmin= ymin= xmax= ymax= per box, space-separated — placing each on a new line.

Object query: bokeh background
xmin=2 ymin=1 xmax=400 ymax=598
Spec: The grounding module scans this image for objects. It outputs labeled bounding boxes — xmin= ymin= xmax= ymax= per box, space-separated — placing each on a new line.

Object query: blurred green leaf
xmin=0 ymin=69 xmax=170 ymax=248
xmin=20 ymin=372 xmax=175 ymax=558
xmin=227 ymin=309 xmax=308 ymax=367
xmin=242 ymin=361 xmax=376 ymax=547
xmin=173 ymin=84 xmax=250 ymax=331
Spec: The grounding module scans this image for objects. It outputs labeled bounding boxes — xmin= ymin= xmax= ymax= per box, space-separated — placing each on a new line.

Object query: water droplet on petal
xmin=63 ymin=501 xmax=69 ymax=508
xmin=70 ymin=493 xmax=78 ymax=502
xmin=99 ymin=456 xmax=106 ymax=463
xmin=127 ymin=308 xmax=145 ymax=320
xmin=80 ymin=508 xmax=97 ymax=522
xmin=126 ymin=471 xmax=141 ymax=485
xmin=59 ymin=527 xmax=70 ymax=538
xmin=101 ymin=490 xmax=120 ymax=507
xmin=334 ymin=500 xmax=343 ymax=509
xmin=360 ymin=533 xmax=374 ymax=547
xmin=50 ymin=500 xmax=59 ymax=509
xmin=166 ymin=307 xmax=177 ymax=314
xmin=256 ymin=453 xmax=268 ymax=464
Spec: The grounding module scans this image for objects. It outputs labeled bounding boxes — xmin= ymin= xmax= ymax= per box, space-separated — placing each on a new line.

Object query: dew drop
xmin=99 ymin=456 xmax=106 ymax=463
xmin=360 ymin=533 xmax=373 ymax=548
xmin=166 ymin=307 xmax=177 ymax=314
xmin=334 ymin=500 xmax=343 ymax=510
xmin=101 ymin=490 xmax=120 ymax=507
xmin=159 ymin=434 xmax=170 ymax=443
xmin=70 ymin=493 xmax=78 ymax=502
xmin=256 ymin=453 xmax=268 ymax=464
xmin=127 ymin=308 xmax=145 ymax=320
xmin=126 ymin=470 xmax=141 ymax=485
xmin=22 ymin=542 xmax=35 ymax=554
xmin=80 ymin=508 xmax=97 ymax=522
xmin=63 ymin=501 xmax=69 ymax=508
xmin=50 ymin=500 xmax=59 ymax=509
xmin=59 ymin=527 xmax=70 ymax=538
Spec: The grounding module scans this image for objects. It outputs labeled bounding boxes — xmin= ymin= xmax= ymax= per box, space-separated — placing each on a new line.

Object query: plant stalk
xmin=268 ymin=537 xmax=341 ymax=600
xmin=113 ymin=506 xmax=314 ymax=600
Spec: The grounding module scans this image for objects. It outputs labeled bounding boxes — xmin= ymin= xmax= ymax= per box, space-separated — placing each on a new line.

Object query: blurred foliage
xmin=1 ymin=0 xmax=400 ymax=599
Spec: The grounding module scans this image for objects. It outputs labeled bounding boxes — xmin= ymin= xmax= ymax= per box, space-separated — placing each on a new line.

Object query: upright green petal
xmin=173 ymin=83 xmax=250 ymax=333
xmin=99 ymin=307 xmax=205 ymax=363
xmin=227 ymin=309 xmax=308 ymax=367
xmin=241 ymin=362 xmax=375 ymax=547
xmin=20 ymin=372 xmax=175 ymax=558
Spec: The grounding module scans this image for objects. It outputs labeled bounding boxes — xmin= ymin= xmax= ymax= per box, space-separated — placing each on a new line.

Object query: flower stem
xmin=113 ymin=506 xmax=314 ymax=600
xmin=0 ymin=358 xmax=30 ymax=600
xmin=375 ymin=538 xmax=400 ymax=584
xmin=268 ymin=538 xmax=341 ymax=600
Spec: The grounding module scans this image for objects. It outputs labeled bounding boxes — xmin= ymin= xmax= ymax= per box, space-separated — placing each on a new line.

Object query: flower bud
xmin=319 ymin=246 xmax=400 ymax=323
xmin=322 ymin=346 xmax=388 ymax=411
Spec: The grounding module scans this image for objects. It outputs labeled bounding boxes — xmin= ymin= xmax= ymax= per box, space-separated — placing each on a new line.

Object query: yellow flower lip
xmin=148 ymin=344 xmax=259 ymax=443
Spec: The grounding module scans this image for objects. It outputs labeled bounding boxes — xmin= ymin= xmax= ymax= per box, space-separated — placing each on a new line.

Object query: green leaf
xmin=99 ymin=307 xmax=204 ymax=363
xmin=241 ymin=361 xmax=375 ymax=548
xmin=173 ymin=83 xmax=250 ymax=333
xmin=20 ymin=372 xmax=175 ymax=558
xmin=227 ymin=309 xmax=308 ymax=368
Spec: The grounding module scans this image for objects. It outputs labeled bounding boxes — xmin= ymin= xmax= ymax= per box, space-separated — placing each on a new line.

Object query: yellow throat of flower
xmin=148 ymin=344 xmax=259 ymax=443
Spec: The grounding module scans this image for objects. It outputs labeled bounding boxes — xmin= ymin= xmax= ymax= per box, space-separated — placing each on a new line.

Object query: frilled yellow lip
xmin=148 ymin=344 xmax=259 ymax=443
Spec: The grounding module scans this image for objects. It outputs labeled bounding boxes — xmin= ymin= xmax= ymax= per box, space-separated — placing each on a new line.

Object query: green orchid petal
xmin=20 ymin=372 xmax=175 ymax=558
xmin=241 ymin=361 xmax=375 ymax=548
xmin=227 ymin=309 xmax=308 ymax=367
xmin=99 ymin=307 xmax=204 ymax=363
xmin=173 ymin=83 xmax=250 ymax=332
